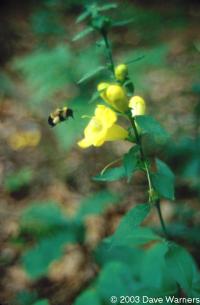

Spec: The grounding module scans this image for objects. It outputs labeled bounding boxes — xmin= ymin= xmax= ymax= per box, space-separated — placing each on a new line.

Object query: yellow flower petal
xmin=95 ymin=105 xmax=117 ymax=128
xmin=105 ymin=124 xmax=128 ymax=141
xmin=78 ymin=138 xmax=92 ymax=148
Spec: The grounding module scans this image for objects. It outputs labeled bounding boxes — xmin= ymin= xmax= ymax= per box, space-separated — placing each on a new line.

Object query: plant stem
xmin=101 ymin=31 xmax=115 ymax=75
xmin=155 ymin=200 xmax=169 ymax=239
xmin=101 ymin=31 xmax=169 ymax=238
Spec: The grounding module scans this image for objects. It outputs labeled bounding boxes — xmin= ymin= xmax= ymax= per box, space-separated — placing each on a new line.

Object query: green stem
xmin=101 ymin=32 xmax=168 ymax=238
xmin=101 ymin=31 xmax=115 ymax=75
xmin=131 ymin=116 xmax=169 ymax=238
xmin=155 ymin=200 xmax=169 ymax=239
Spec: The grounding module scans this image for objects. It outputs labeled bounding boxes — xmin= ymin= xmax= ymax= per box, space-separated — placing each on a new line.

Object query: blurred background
xmin=0 ymin=1 xmax=200 ymax=305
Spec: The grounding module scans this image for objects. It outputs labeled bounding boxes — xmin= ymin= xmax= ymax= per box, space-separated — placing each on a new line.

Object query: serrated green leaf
xmin=151 ymin=159 xmax=175 ymax=200
xmin=76 ymin=10 xmax=90 ymax=23
xmin=74 ymin=289 xmax=101 ymax=305
xmin=78 ymin=66 xmax=106 ymax=84
xmin=135 ymin=115 xmax=169 ymax=144
xmin=165 ymin=243 xmax=200 ymax=297
xmin=93 ymin=166 xmax=126 ymax=182
xmin=76 ymin=191 xmax=120 ymax=220
xmin=73 ymin=27 xmax=93 ymax=42
xmin=123 ymin=145 xmax=139 ymax=182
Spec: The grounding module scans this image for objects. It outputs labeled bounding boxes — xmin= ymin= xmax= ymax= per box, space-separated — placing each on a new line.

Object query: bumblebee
xmin=48 ymin=107 xmax=73 ymax=127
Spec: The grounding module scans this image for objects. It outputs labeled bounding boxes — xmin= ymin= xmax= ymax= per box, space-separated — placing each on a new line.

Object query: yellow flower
xmin=129 ymin=96 xmax=146 ymax=117
xmin=78 ymin=105 xmax=128 ymax=148
xmin=8 ymin=130 xmax=41 ymax=151
xmin=114 ymin=64 xmax=128 ymax=82
xmin=97 ymin=83 xmax=128 ymax=113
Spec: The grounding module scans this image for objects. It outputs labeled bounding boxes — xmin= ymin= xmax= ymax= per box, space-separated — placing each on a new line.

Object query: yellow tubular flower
xmin=129 ymin=96 xmax=146 ymax=117
xmin=78 ymin=105 xmax=128 ymax=148
xmin=114 ymin=64 xmax=128 ymax=82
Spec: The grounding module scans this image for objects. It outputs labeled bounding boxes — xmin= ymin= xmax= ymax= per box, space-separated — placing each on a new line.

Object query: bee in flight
xmin=48 ymin=107 xmax=74 ymax=127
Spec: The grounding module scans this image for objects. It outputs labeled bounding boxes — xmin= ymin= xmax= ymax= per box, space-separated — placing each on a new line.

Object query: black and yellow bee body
xmin=48 ymin=107 xmax=74 ymax=127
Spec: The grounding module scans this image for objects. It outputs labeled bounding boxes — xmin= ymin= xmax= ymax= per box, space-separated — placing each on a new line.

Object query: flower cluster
xmin=78 ymin=64 xmax=146 ymax=149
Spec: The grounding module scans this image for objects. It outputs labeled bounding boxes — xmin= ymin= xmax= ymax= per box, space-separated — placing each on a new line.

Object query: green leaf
xmin=165 ymin=243 xmax=200 ymax=297
xmin=74 ymin=289 xmax=101 ymax=305
xmin=93 ymin=166 xmax=126 ymax=182
xmin=151 ymin=159 xmax=175 ymax=200
xmin=16 ymin=290 xmax=38 ymax=305
xmin=76 ymin=191 xmax=120 ymax=220
xmin=20 ymin=201 xmax=68 ymax=237
xmin=32 ymin=300 xmax=50 ymax=305
xmin=4 ymin=168 xmax=33 ymax=192
xmin=123 ymin=145 xmax=139 ymax=182
xmin=110 ymin=204 xmax=158 ymax=247
xmin=76 ymin=11 xmax=90 ymax=23
xmin=95 ymin=242 xmax=144 ymax=278
xmin=140 ymin=242 xmax=177 ymax=292
xmin=98 ymin=262 xmax=135 ymax=300
xmin=73 ymin=27 xmax=93 ymax=42
xmin=78 ymin=66 xmax=106 ymax=84
xmin=125 ymin=55 xmax=145 ymax=65
xmin=89 ymin=90 xmax=100 ymax=103
xmin=135 ymin=115 xmax=169 ymax=144
xmin=98 ymin=3 xmax=118 ymax=11
xmin=113 ymin=18 xmax=135 ymax=27
xmin=22 ymin=230 xmax=77 ymax=279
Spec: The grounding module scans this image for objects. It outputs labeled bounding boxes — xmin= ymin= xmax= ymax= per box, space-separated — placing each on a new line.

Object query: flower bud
xmin=114 ymin=64 xmax=128 ymax=82
xmin=106 ymin=84 xmax=129 ymax=112
xmin=129 ymin=96 xmax=146 ymax=116
xmin=97 ymin=82 xmax=109 ymax=102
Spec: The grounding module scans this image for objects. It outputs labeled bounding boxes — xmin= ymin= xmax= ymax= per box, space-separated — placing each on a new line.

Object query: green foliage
xmin=73 ymin=27 xmax=94 ymax=42
xmin=22 ymin=231 xmax=76 ymax=279
xmin=19 ymin=201 xmax=83 ymax=278
xmin=78 ymin=66 xmax=106 ymax=84
xmin=151 ymin=159 xmax=175 ymax=200
xmin=98 ymin=262 xmax=135 ymax=300
xmin=13 ymin=45 xmax=72 ymax=105
xmin=74 ymin=289 xmax=101 ymax=305
xmin=108 ymin=204 xmax=161 ymax=247
xmin=123 ymin=145 xmax=139 ymax=182
xmin=140 ymin=242 xmax=176 ymax=292
xmin=30 ymin=10 xmax=65 ymax=37
xmin=20 ymin=201 xmax=69 ymax=237
xmin=135 ymin=115 xmax=169 ymax=144
xmin=4 ymin=168 xmax=33 ymax=193
xmin=93 ymin=166 xmax=126 ymax=182
xmin=32 ymin=300 xmax=50 ymax=305
xmin=165 ymin=243 xmax=200 ymax=297
xmin=15 ymin=290 xmax=38 ymax=305
xmin=76 ymin=191 xmax=120 ymax=220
